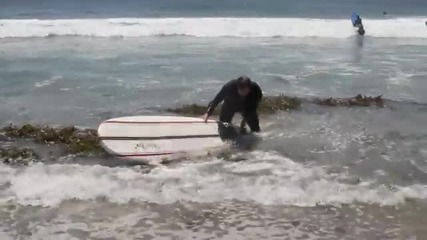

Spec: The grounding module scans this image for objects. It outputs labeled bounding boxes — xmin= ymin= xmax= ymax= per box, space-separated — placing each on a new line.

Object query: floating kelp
xmin=2 ymin=124 xmax=39 ymax=138
xmin=167 ymin=104 xmax=215 ymax=116
xmin=1 ymin=124 xmax=104 ymax=154
xmin=168 ymin=95 xmax=302 ymax=116
xmin=168 ymin=94 xmax=384 ymax=116
xmin=258 ymin=95 xmax=302 ymax=113
xmin=0 ymin=147 xmax=39 ymax=165
xmin=316 ymin=95 xmax=384 ymax=107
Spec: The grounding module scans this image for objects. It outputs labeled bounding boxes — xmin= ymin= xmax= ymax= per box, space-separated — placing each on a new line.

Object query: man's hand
xmin=202 ymin=113 xmax=209 ymax=123
xmin=239 ymin=120 xmax=247 ymax=134
xmin=239 ymin=119 xmax=247 ymax=129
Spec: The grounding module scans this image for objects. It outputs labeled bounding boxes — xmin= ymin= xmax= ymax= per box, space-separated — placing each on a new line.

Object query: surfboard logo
xmin=135 ymin=142 xmax=159 ymax=151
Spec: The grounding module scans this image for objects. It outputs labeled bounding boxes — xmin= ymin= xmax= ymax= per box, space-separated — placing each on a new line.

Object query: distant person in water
xmin=203 ymin=76 xmax=263 ymax=132
xmin=383 ymin=11 xmax=388 ymax=15
xmin=351 ymin=13 xmax=365 ymax=35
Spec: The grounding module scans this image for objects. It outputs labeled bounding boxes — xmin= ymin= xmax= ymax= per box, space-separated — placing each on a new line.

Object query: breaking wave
xmin=1 ymin=151 xmax=426 ymax=207
xmin=1 ymin=17 xmax=427 ymax=38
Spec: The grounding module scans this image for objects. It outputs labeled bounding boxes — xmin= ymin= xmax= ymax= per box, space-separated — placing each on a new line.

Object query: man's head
xmin=237 ymin=76 xmax=251 ymax=97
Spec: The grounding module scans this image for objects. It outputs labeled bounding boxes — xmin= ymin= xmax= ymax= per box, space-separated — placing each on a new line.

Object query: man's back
xmin=221 ymin=79 xmax=262 ymax=109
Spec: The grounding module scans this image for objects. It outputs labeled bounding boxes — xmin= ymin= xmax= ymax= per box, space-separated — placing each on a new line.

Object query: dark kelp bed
xmin=0 ymin=95 xmax=384 ymax=164
xmin=168 ymin=94 xmax=384 ymax=116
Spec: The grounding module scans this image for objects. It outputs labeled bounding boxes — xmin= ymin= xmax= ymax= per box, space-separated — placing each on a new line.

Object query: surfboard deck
xmin=98 ymin=116 xmax=227 ymax=161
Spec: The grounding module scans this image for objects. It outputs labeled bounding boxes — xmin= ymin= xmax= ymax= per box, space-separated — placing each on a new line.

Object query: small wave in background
xmin=1 ymin=18 xmax=427 ymax=38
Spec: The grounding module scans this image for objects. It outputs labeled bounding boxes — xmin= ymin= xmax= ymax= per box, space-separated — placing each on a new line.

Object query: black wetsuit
xmin=206 ymin=79 xmax=263 ymax=132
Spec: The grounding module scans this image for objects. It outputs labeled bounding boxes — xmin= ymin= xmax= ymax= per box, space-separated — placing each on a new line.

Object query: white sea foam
xmin=0 ymin=17 xmax=427 ymax=39
xmin=1 ymin=151 xmax=426 ymax=207
xmin=34 ymin=75 xmax=62 ymax=88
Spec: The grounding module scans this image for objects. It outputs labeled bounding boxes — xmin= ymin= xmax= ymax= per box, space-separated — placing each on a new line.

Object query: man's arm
xmin=206 ymin=85 xmax=227 ymax=116
xmin=254 ymin=83 xmax=263 ymax=105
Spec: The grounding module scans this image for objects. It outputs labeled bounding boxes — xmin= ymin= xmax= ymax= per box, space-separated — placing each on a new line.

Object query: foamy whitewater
xmin=1 ymin=0 xmax=427 ymax=239
xmin=2 ymin=151 xmax=426 ymax=207
xmin=1 ymin=18 xmax=427 ymax=38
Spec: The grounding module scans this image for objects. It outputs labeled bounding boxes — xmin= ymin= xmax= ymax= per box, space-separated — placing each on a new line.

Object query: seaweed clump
xmin=167 ymin=104 xmax=213 ymax=116
xmin=1 ymin=124 xmax=103 ymax=154
xmin=258 ymin=95 xmax=301 ymax=113
xmin=316 ymin=95 xmax=384 ymax=107
xmin=0 ymin=147 xmax=39 ymax=165
xmin=168 ymin=94 xmax=385 ymax=116
xmin=167 ymin=95 xmax=302 ymax=116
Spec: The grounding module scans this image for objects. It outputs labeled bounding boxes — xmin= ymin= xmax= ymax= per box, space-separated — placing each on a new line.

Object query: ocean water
xmin=1 ymin=0 xmax=427 ymax=239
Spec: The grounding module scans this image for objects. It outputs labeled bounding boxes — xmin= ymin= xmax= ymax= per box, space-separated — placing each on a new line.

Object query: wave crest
xmin=2 ymin=151 xmax=427 ymax=207
xmin=1 ymin=17 xmax=427 ymax=38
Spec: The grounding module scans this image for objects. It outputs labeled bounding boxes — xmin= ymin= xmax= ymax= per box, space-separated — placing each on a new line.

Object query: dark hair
xmin=237 ymin=76 xmax=251 ymax=88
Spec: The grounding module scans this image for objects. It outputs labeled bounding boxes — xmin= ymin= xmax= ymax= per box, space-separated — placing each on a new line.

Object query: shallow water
xmin=1 ymin=1 xmax=427 ymax=238
xmin=1 ymin=37 xmax=427 ymax=125
xmin=1 ymin=200 xmax=426 ymax=240
xmin=0 ymin=36 xmax=427 ymax=239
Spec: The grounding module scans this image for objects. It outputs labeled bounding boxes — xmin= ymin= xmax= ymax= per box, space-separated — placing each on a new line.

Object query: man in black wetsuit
xmin=202 ymin=76 xmax=263 ymax=132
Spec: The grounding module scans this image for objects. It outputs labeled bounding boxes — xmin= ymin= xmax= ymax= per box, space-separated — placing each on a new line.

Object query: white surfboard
xmin=97 ymin=116 xmax=226 ymax=161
